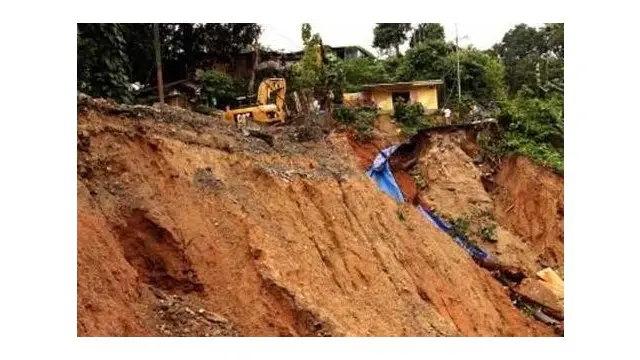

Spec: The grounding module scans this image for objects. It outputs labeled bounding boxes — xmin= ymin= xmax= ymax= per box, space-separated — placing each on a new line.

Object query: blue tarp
xmin=366 ymin=145 xmax=490 ymax=261
xmin=416 ymin=206 xmax=489 ymax=261
xmin=365 ymin=145 xmax=404 ymax=203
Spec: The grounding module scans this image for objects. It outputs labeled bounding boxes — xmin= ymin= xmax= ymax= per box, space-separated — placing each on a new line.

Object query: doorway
xmin=391 ymin=91 xmax=411 ymax=111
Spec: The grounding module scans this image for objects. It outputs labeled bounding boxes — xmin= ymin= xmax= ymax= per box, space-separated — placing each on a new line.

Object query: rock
xmin=204 ymin=312 xmax=229 ymax=324
xmin=515 ymin=278 xmax=563 ymax=315
xmin=78 ymin=165 xmax=90 ymax=179
xmin=536 ymin=268 xmax=564 ymax=299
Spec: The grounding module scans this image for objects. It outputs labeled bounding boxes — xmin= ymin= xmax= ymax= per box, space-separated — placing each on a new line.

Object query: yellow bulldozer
xmin=223 ymin=78 xmax=287 ymax=127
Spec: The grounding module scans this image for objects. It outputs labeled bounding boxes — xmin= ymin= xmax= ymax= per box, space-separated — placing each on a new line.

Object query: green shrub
xmin=333 ymin=106 xmax=356 ymax=125
xmin=196 ymin=70 xmax=237 ymax=109
xmin=475 ymin=90 xmax=564 ymax=174
xmin=480 ymin=224 xmax=497 ymax=242
xmin=333 ymin=105 xmax=378 ymax=141
xmin=393 ymin=101 xmax=432 ymax=135
xmin=503 ymin=132 xmax=564 ymax=173
xmin=447 ymin=215 xmax=470 ymax=239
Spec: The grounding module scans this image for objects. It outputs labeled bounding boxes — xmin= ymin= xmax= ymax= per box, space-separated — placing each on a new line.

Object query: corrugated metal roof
xmin=361 ymin=80 xmax=443 ymax=90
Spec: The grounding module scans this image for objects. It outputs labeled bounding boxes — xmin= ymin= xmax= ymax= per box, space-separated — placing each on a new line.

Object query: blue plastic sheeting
xmin=365 ymin=145 xmax=404 ymax=203
xmin=416 ymin=206 xmax=489 ymax=261
xmin=366 ymin=145 xmax=490 ymax=261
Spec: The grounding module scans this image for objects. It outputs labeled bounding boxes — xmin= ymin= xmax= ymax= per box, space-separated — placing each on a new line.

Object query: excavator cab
xmin=223 ymin=78 xmax=287 ymax=127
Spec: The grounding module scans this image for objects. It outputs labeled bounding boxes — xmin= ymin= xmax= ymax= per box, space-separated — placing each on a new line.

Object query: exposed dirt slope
xmin=493 ymin=156 xmax=564 ymax=275
xmin=387 ymin=130 xmax=564 ymax=278
xmin=77 ymin=97 xmax=552 ymax=336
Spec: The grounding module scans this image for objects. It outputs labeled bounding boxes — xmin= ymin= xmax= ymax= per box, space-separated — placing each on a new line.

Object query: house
xmin=203 ymin=45 xmax=376 ymax=78
xmin=136 ymin=79 xmax=202 ymax=110
xmin=331 ymin=46 xmax=375 ymax=60
xmin=344 ymin=80 xmax=444 ymax=114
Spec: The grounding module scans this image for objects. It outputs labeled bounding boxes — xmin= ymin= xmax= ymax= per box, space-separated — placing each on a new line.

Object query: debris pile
xmin=150 ymin=288 xmax=239 ymax=337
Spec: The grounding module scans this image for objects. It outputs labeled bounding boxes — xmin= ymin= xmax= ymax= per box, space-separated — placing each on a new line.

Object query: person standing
xmin=443 ymin=108 xmax=452 ymax=124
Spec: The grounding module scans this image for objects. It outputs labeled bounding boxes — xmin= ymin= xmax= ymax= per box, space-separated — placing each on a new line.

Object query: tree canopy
xmin=409 ymin=23 xmax=445 ymax=48
xmin=372 ymin=23 xmax=412 ymax=56
xmin=78 ymin=24 xmax=132 ymax=103
xmin=492 ymin=23 xmax=563 ymax=95
xmin=78 ymin=23 xmax=262 ymax=102
xmin=342 ymin=57 xmax=391 ymax=92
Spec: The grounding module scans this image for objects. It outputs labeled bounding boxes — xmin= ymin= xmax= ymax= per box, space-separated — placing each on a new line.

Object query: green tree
xmin=493 ymin=23 xmax=564 ymax=95
xmin=394 ymin=40 xmax=452 ymax=81
xmin=443 ymin=47 xmax=507 ymax=107
xmin=342 ymin=58 xmax=390 ymax=92
xmin=291 ymin=24 xmax=345 ymax=103
xmin=291 ymin=24 xmax=324 ymax=90
xmin=542 ymin=23 xmax=564 ymax=59
xmin=410 ymin=23 xmax=445 ymax=48
xmin=373 ymin=23 xmax=412 ymax=56
xmin=79 ymin=23 xmax=263 ymax=100
xmin=120 ymin=24 xmax=155 ymax=85
xmin=77 ymin=23 xmax=132 ymax=103
xmin=495 ymin=90 xmax=564 ymax=172
xmin=493 ymin=24 xmax=545 ymax=94
xmin=195 ymin=70 xmax=236 ymax=108
xmin=393 ymin=100 xmax=431 ymax=135
xmin=198 ymin=23 xmax=262 ymax=64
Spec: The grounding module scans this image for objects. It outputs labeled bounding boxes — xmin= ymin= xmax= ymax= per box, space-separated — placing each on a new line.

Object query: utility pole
xmin=248 ymin=40 xmax=260 ymax=95
xmin=455 ymin=23 xmax=462 ymax=113
xmin=153 ymin=23 xmax=164 ymax=104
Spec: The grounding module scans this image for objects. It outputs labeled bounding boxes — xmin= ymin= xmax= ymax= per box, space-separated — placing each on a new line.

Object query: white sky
xmin=259 ymin=23 xmax=543 ymax=55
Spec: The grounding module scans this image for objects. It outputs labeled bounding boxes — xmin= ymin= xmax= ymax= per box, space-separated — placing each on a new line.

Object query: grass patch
xmin=480 ymin=224 xmax=497 ymax=242
xmin=446 ymin=215 xmax=470 ymax=239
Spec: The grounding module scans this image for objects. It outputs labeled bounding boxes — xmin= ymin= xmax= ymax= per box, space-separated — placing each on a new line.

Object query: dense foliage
xmin=342 ymin=58 xmax=390 ymax=92
xmin=393 ymin=101 xmax=433 ymax=135
xmin=333 ymin=105 xmax=378 ymax=141
xmin=291 ymin=24 xmax=345 ymax=103
xmin=495 ymin=90 xmax=564 ymax=172
xmin=446 ymin=48 xmax=507 ymax=108
xmin=78 ymin=23 xmax=262 ymax=101
xmin=395 ymin=40 xmax=452 ymax=82
xmin=372 ymin=23 xmax=412 ymax=56
xmin=195 ymin=70 xmax=237 ymax=108
xmin=409 ymin=23 xmax=445 ymax=48
xmin=77 ymin=24 xmax=132 ymax=103
xmin=493 ymin=23 xmax=564 ymax=95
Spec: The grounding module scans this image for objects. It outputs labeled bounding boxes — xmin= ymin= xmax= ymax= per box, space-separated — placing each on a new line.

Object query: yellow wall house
xmin=344 ymin=80 xmax=443 ymax=114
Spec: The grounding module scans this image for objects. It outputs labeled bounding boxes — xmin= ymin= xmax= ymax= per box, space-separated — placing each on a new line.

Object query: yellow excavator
xmin=223 ymin=38 xmax=334 ymax=128
xmin=223 ymin=78 xmax=287 ymax=127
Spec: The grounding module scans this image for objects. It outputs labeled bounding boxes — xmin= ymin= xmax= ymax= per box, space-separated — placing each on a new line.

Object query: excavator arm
xmin=223 ymin=78 xmax=287 ymax=125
